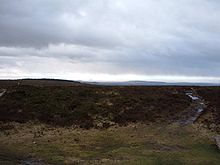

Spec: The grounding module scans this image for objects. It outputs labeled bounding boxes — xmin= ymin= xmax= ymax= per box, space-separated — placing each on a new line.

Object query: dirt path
xmin=178 ymin=90 xmax=206 ymax=125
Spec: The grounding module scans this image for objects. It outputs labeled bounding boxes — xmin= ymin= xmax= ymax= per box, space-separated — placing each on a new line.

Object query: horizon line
xmin=1 ymin=77 xmax=220 ymax=84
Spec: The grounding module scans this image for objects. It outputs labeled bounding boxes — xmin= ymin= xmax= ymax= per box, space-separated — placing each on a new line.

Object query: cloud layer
xmin=0 ymin=0 xmax=220 ymax=82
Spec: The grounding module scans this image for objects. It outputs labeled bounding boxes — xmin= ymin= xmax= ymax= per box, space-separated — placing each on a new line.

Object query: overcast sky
xmin=0 ymin=0 xmax=220 ymax=82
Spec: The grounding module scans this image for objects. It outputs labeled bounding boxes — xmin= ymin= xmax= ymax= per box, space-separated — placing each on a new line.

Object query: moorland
xmin=0 ymin=79 xmax=220 ymax=164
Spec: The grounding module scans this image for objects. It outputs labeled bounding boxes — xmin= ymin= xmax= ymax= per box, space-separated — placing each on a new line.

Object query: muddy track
xmin=178 ymin=90 xmax=206 ymax=125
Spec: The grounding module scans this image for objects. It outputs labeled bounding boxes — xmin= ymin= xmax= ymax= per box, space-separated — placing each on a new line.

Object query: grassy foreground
xmin=0 ymin=122 xmax=219 ymax=165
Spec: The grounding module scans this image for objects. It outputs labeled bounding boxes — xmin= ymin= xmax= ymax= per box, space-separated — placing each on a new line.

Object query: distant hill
xmin=0 ymin=79 xmax=83 ymax=87
xmin=85 ymin=80 xmax=220 ymax=86
xmin=0 ymin=79 xmax=219 ymax=87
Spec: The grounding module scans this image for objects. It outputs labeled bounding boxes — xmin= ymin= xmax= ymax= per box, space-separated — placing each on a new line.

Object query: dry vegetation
xmin=0 ymin=122 xmax=219 ymax=165
xmin=0 ymin=79 xmax=220 ymax=164
xmin=0 ymin=83 xmax=191 ymax=128
xmin=197 ymin=87 xmax=220 ymax=132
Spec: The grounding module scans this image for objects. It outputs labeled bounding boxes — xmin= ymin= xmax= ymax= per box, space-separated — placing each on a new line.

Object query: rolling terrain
xmin=0 ymin=79 xmax=220 ymax=164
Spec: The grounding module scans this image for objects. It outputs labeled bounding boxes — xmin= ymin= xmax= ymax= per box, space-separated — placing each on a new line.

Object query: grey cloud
xmin=0 ymin=0 xmax=220 ymax=80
